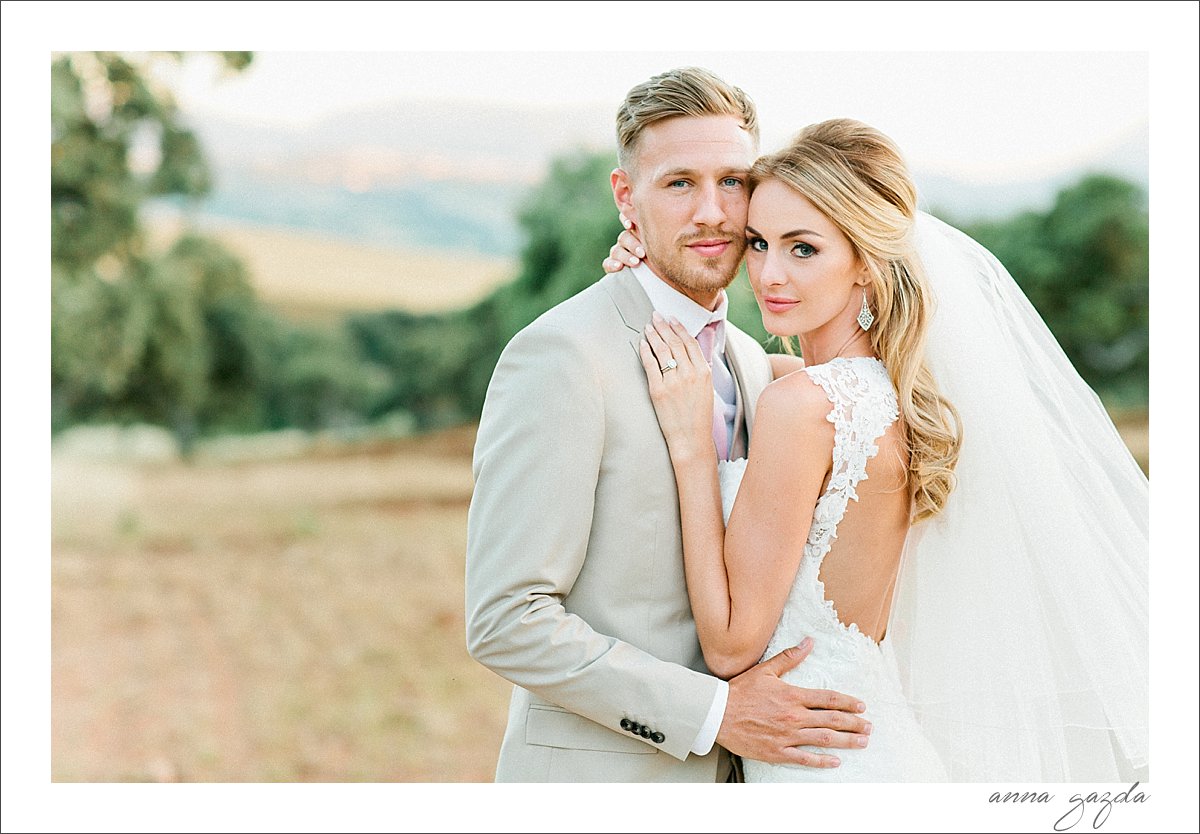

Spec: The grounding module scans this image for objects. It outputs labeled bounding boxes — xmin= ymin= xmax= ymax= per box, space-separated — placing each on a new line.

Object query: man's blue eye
xmin=722 ymin=177 xmax=743 ymax=187
xmin=669 ymin=180 xmax=689 ymax=188
xmin=793 ymin=242 xmax=816 ymax=257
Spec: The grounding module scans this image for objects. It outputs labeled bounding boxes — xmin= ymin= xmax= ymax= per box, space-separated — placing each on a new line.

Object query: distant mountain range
xmin=186 ymin=100 xmax=1149 ymax=258
xmin=916 ymin=128 xmax=1150 ymax=223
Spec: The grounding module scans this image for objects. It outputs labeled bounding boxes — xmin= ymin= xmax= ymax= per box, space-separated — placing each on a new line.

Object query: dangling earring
xmin=856 ymin=289 xmax=875 ymax=331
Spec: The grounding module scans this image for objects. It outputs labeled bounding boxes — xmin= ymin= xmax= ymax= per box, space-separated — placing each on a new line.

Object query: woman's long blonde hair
xmin=750 ymin=119 xmax=961 ymax=521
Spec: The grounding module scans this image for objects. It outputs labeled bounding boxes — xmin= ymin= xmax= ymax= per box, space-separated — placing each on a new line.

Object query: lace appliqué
xmin=803 ymin=358 xmax=899 ymax=562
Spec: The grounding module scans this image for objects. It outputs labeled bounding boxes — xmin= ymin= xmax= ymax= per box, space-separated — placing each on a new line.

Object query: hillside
xmin=147 ymin=215 xmax=517 ymax=319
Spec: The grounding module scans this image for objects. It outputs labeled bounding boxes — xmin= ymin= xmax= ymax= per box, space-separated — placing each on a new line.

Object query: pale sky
xmin=167 ymin=50 xmax=1149 ymax=184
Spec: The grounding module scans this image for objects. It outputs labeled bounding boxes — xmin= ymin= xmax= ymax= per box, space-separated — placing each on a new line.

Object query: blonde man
xmin=466 ymin=67 xmax=870 ymax=782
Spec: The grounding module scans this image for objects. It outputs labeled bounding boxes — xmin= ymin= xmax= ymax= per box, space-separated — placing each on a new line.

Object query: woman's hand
xmin=638 ymin=311 xmax=715 ymax=462
xmin=602 ymin=213 xmax=647 ymax=273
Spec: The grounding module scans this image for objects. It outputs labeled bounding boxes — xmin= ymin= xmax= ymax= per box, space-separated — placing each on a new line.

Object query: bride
xmin=611 ymin=118 xmax=1148 ymax=782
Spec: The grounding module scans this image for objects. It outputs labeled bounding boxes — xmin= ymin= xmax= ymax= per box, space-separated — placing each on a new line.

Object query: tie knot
xmin=697 ymin=320 xmax=721 ymax=362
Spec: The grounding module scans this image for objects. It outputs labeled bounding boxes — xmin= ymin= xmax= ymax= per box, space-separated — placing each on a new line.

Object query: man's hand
xmin=716 ymin=638 xmax=871 ymax=768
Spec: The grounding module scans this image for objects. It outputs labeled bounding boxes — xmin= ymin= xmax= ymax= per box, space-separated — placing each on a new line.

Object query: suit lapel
xmin=606 ymin=270 xmax=764 ymax=456
xmin=601 ymin=269 xmax=655 ymax=356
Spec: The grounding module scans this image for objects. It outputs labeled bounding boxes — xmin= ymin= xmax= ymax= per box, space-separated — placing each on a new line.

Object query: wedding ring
xmin=659 ymin=358 xmax=678 ymax=373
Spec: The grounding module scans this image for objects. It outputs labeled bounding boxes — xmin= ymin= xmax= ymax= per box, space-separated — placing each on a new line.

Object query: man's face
xmin=616 ymin=115 xmax=755 ymax=308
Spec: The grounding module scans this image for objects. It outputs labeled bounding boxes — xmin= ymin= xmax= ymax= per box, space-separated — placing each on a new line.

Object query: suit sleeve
xmin=464 ymin=321 xmax=718 ymax=761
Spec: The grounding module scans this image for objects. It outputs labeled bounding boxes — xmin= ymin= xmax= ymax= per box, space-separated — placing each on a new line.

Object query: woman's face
xmin=745 ymin=178 xmax=868 ymax=339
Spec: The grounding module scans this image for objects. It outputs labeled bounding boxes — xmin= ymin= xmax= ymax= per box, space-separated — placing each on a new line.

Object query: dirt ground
xmin=51 ymin=425 xmax=511 ymax=782
xmin=51 ymin=415 xmax=1149 ymax=782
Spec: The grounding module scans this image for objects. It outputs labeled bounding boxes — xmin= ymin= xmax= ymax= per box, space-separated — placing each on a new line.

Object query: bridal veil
xmin=882 ymin=212 xmax=1150 ymax=781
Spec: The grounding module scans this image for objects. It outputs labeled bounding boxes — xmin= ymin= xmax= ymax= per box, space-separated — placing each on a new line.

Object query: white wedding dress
xmin=719 ymin=356 xmax=948 ymax=782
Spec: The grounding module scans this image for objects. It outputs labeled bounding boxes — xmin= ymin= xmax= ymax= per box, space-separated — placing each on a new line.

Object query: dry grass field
xmin=148 ymin=218 xmax=517 ymax=320
xmin=49 ymin=413 xmax=1148 ymax=783
xmin=51 ymin=425 xmax=511 ymax=782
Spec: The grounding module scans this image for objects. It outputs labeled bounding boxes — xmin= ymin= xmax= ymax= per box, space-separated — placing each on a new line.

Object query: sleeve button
xmin=651 ymin=731 xmax=665 ymax=744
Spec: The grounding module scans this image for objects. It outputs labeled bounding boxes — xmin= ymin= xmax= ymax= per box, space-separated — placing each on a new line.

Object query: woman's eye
xmin=747 ymin=237 xmax=767 ymax=253
xmin=792 ymin=242 xmax=816 ymax=258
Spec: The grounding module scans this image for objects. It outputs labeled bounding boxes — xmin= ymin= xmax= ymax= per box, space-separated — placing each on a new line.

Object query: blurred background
xmin=49 ymin=49 xmax=1149 ymax=782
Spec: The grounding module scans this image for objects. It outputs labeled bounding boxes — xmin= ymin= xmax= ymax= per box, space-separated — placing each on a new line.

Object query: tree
xmin=964 ymin=174 xmax=1148 ymax=405
xmin=51 ymin=51 xmax=259 ymax=450
xmin=344 ymin=149 xmax=633 ymax=426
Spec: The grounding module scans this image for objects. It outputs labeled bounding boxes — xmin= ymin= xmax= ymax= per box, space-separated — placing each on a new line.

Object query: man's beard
xmin=649 ymin=229 xmax=746 ymax=295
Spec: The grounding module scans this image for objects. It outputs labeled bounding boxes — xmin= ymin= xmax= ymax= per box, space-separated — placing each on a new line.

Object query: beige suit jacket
xmin=465 ymin=269 xmax=773 ymax=782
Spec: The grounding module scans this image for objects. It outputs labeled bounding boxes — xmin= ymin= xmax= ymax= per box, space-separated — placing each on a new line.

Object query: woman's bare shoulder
xmin=745 ymin=363 xmax=835 ymax=483
xmin=756 ymin=368 xmax=834 ymax=432
xmin=768 ymin=352 xmax=806 ymax=381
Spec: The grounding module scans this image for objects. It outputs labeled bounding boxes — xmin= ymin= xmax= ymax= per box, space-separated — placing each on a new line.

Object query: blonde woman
xmin=607 ymin=119 xmax=1148 ymax=782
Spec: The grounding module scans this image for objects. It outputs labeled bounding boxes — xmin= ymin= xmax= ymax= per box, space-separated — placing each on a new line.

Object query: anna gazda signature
xmin=987 ymin=782 xmax=1149 ymax=830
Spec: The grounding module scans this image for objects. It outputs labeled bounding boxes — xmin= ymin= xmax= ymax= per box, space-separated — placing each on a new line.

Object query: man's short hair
xmin=616 ymin=66 xmax=760 ymax=174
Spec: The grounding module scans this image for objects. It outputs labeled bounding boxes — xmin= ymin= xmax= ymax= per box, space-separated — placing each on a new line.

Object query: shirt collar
xmin=631 ymin=263 xmax=729 ymax=353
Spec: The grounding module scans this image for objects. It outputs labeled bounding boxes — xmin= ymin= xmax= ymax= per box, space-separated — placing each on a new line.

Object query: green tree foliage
xmin=51 ymin=51 xmax=404 ymax=447
xmin=502 ymin=151 xmax=625 ymax=327
xmin=158 ymin=234 xmax=274 ymax=434
xmin=51 ymin=51 xmax=259 ymax=450
xmin=963 ymin=174 xmax=1148 ymax=405
xmin=344 ymin=149 xmax=629 ymax=423
xmin=51 ymin=51 xmax=251 ymax=268
xmin=261 ymin=322 xmax=391 ymax=432
xmin=467 ymin=150 xmax=627 ymax=411
xmin=345 ymin=309 xmax=487 ymax=430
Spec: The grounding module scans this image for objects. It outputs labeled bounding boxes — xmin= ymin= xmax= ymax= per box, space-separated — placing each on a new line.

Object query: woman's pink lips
xmin=688 ymin=240 xmax=730 ymax=258
xmin=763 ymin=297 xmax=799 ymax=313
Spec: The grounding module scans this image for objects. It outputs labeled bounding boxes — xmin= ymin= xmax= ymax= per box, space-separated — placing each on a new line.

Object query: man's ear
xmin=611 ymin=168 xmax=638 ymax=229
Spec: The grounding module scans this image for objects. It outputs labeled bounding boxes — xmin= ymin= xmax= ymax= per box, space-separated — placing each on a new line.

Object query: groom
xmin=465 ymin=67 xmax=870 ymax=782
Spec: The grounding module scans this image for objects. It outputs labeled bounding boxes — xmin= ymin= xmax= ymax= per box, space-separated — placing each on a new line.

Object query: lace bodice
xmin=718 ymin=356 xmax=946 ymax=781
xmin=720 ymin=355 xmax=900 ymax=663
xmin=802 ymin=357 xmax=899 ymax=564
xmin=784 ymin=357 xmax=898 ymax=657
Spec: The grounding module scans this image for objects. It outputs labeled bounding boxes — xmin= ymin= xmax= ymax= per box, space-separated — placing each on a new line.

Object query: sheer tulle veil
xmin=881 ymin=213 xmax=1150 ymax=781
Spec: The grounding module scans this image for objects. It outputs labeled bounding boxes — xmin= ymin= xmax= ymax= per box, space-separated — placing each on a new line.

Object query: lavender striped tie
xmin=696 ymin=321 xmax=731 ymax=461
